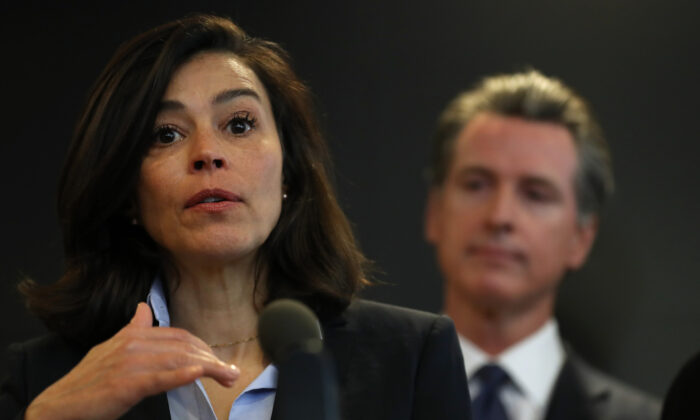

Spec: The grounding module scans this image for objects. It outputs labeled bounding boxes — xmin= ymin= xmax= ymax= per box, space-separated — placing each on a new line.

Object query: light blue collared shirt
xmin=147 ymin=278 xmax=277 ymax=420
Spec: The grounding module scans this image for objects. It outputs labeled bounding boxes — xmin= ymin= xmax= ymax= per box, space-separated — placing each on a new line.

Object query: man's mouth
xmin=467 ymin=244 xmax=526 ymax=263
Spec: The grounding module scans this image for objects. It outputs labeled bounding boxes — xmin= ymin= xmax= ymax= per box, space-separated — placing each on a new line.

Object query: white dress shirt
xmin=458 ymin=320 xmax=565 ymax=420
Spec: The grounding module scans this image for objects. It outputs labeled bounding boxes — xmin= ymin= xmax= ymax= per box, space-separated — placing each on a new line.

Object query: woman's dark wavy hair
xmin=20 ymin=14 xmax=369 ymax=348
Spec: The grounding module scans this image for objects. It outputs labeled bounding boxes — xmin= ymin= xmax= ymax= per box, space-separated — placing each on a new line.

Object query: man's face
xmin=426 ymin=112 xmax=596 ymax=314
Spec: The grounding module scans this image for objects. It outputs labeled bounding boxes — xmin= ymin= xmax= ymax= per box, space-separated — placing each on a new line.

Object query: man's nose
xmin=189 ymin=130 xmax=228 ymax=173
xmin=484 ymin=187 xmax=516 ymax=234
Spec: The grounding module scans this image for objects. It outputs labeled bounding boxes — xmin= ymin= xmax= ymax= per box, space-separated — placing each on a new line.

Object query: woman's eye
xmin=153 ymin=126 xmax=183 ymax=145
xmin=226 ymin=112 xmax=257 ymax=135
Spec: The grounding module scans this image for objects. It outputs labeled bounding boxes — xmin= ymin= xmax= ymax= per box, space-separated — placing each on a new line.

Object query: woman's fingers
xmin=133 ymin=362 xmax=238 ymax=394
xmin=122 ymin=351 xmax=240 ymax=387
xmin=151 ymin=365 xmax=206 ymax=390
xmin=116 ymin=328 xmax=210 ymax=358
xmin=119 ymin=318 xmax=213 ymax=354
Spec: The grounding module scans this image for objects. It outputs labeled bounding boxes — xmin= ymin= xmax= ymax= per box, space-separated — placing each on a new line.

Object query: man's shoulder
xmin=662 ymin=350 xmax=700 ymax=419
xmin=562 ymin=351 xmax=661 ymax=420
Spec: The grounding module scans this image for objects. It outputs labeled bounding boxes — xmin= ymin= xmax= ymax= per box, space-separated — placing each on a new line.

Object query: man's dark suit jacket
xmin=661 ymin=350 xmax=700 ymax=420
xmin=544 ymin=351 xmax=661 ymax=420
xmin=0 ymin=300 xmax=472 ymax=420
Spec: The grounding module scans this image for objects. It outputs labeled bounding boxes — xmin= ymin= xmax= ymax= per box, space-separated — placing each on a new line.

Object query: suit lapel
xmin=544 ymin=359 xmax=595 ymax=420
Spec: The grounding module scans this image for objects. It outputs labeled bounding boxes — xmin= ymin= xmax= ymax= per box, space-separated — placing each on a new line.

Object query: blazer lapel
xmin=320 ymin=311 xmax=354 ymax=390
xmin=271 ymin=309 xmax=352 ymax=420
xmin=122 ymin=393 xmax=171 ymax=420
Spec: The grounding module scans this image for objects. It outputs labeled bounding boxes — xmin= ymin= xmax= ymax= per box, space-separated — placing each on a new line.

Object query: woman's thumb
xmin=129 ymin=302 xmax=153 ymax=327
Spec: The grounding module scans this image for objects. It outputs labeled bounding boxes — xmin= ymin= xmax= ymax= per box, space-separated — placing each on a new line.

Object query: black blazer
xmin=0 ymin=299 xmax=471 ymax=420
xmin=545 ymin=351 xmax=661 ymax=420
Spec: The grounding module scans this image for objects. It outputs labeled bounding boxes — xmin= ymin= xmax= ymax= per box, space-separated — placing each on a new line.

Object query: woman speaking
xmin=0 ymin=14 xmax=470 ymax=420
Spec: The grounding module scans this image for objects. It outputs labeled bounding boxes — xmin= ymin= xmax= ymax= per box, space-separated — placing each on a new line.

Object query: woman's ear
xmin=125 ymin=198 xmax=140 ymax=226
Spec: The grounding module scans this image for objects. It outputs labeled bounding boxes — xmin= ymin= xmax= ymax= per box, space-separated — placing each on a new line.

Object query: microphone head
xmin=258 ymin=299 xmax=322 ymax=364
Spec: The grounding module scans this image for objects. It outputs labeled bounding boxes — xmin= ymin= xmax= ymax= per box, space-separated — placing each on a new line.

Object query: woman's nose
xmin=189 ymin=131 xmax=228 ymax=172
xmin=193 ymin=158 xmax=225 ymax=171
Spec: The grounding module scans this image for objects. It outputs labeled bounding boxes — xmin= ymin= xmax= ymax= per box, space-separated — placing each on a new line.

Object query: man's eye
xmin=153 ymin=126 xmax=183 ymax=145
xmin=525 ymin=188 xmax=553 ymax=202
xmin=227 ymin=112 xmax=257 ymax=135
xmin=462 ymin=178 xmax=487 ymax=191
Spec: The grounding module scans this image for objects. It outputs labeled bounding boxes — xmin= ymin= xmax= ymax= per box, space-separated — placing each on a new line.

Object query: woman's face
xmin=137 ymin=52 xmax=284 ymax=268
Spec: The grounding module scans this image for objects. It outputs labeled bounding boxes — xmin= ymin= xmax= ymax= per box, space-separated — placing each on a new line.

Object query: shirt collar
xmin=244 ymin=363 xmax=278 ymax=392
xmin=146 ymin=277 xmax=171 ymax=327
xmin=459 ymin=319 xmax=565 ymax=407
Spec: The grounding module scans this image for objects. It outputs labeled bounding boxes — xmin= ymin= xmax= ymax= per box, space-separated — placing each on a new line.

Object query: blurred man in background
xmin=425 ymin=70 xmax=660 ymax=420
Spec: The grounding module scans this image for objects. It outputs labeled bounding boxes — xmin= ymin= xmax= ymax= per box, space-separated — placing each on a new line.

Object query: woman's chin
xmin=170 ymin=243 xmax=260 ymax=271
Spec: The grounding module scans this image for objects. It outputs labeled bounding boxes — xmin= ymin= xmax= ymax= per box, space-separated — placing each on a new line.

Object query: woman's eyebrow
xmin=158 ymin=99 xmax=185 ymax=112
xmin=213 ymin=88 xmax=261 ymax=105
xmin=158 ymin=88 xmax=261 ymax=112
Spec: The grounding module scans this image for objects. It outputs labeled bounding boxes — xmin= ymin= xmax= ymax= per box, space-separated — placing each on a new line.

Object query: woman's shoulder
xmin=6 ymin=333 xmax=84 ymax=361
xmin=331 ymin=299 xmax=455 ymax=339
xmin=321 ymin=299 xmax=471 ymax=419
xmin=344 ymin=298 xmax=442 ymax=318
xmin=3 ymin=333 xmax=86 ymax=401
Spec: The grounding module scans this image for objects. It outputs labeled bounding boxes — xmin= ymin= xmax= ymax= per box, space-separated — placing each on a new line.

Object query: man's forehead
xmin=451 ymin=113 xmax=579 ymax=184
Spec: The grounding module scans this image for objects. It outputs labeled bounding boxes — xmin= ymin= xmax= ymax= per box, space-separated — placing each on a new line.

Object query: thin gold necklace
xmin=208 ymin=335 xmax=259 ymax=349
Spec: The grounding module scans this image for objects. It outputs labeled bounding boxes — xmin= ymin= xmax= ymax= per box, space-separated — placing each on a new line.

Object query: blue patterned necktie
xmin=472 ymin=364 xmax=510 ymax=420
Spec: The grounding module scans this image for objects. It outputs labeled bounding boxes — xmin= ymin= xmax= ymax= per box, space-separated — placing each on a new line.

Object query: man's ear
xmin=425 ymin=188 xmax=443 ymax=244
xmin=567 ymin=215 xmax=599 ymax=270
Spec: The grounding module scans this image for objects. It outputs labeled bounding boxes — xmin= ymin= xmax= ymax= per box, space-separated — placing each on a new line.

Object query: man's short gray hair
xmin=429 ymin=70 xmax=614 ymax=221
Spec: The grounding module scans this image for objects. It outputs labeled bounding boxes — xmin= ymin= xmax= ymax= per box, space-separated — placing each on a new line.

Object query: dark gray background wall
xmin=2 ymin=0 xmax=699 ymax=399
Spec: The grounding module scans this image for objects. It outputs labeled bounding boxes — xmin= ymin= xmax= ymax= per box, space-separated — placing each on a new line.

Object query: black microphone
xmin=259 ymin=299 xmax=340 ymax=420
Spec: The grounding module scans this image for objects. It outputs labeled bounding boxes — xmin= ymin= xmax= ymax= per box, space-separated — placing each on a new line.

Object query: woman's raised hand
xmin=25 ymin=303 xmax=239 ymax=420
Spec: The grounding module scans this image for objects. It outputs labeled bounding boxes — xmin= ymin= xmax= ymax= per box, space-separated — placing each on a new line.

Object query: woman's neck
xmin=166 ymin=259 xmax=266 ymax=349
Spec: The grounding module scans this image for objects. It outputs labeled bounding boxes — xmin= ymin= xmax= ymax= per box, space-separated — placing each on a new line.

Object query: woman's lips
xmin=185 ymin=188 xmax=242 ymax=210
